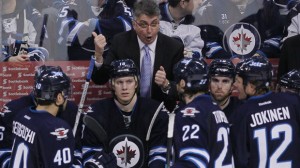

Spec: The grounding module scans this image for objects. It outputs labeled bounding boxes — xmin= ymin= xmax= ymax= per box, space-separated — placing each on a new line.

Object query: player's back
xmin=9 ymin=107 xmax=75 ymax=168
xmin=173 ymin=94 xmax=234 ymax=168
xmin=232 ymin=91 xmax=300 ymax=168
xmin=0 ymin=94 xmax=35 ymax=152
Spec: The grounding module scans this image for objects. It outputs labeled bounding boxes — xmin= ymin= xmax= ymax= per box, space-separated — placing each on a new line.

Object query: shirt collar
xmin=137 ymin=36 xmax=158 ymax=52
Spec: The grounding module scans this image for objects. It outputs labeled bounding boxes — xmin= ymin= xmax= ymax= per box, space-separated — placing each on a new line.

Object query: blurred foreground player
xmin=231 ymin=56 xmax=300 ymax=167
xmin=0 ymin=65 xmax=79 ymax=167
xmin=8 ymin=65 xmax=75 ymax=167
xmin=278 ymin=69 xmax=300 ymax=95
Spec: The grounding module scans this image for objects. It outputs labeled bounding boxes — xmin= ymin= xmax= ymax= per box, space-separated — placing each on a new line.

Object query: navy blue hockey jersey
xmin=231 ymin=92 xmax=300 ymax=168
xmin=222 ymin=96 xmax=244 ymax=124
xmin=172 ymin=95 xmax=234 ymax=167
xmin=0 ymin=94 xmax=79 ymax=167
xmin=9 ymin=107 xmax=75 ymax=168
xmin=82 ymin=97 xmax=168 ymax=168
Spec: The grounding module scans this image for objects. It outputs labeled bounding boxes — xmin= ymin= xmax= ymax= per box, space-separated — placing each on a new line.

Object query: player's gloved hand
xmin=84 ymin=151 xmax=117 ymax=168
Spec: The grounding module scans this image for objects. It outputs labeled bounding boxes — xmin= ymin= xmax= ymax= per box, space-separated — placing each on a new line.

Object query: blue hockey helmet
xmin=173 ymin=58 xmax=208 ymax=91
xmin=279 ymin=69 xmax=300 ymax=92
xmin=34 ymin=65 xmax=63 ymax=81
xmin=208 ymin=59 xmax=235 ymax=79
xmin=109 ymin=59 xmax=139 ymax=79
xmin=236 ymin=56 xmax=273 ymax=87
xmin=34 ymin=66 xmax=71 ymax=103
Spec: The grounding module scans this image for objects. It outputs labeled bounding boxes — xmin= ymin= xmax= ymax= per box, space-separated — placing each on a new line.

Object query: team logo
xmin=109 ymin=134 xmax=144 ymax=168
xmin=223 ymin=23 xmax=261 ymax=59
xmin=181 ymin=107 xmax=200 ymax=117
xmin=0 ymin=105 xmax=12 ymax=117
xmin=50 ymin=128 xmax=69 ymax=140
xmin=86 ymin=106 xmax=94 ymax=113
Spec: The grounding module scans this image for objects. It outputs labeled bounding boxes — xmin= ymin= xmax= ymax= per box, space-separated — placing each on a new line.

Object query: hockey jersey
xmin=231 ymin=92 xmax=300 ymax=168
xmin=172 ymin=94 xmax=234 ymax=167
xmin=82 ymin=97 xmax=168 ymax=168
xmin=9 ymin=107 xmax=75 ymax=167
xmin=0 ymin=94 xmax=80 ymax=167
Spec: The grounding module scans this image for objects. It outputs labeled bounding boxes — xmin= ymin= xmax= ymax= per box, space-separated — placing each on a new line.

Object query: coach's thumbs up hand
xmin=92 ymin=32 xmax=106 ymax=64
xmin=155 ymin=66 xmax=170 ymax=91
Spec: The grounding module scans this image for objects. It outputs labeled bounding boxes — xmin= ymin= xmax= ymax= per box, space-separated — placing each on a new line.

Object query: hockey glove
xmin=84 ymin=151 xmax=117 ymax=168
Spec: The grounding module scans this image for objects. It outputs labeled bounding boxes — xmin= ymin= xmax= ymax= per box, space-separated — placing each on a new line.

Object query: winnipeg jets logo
xmin=51 ymin=71 xmax=63 ymax=77
xmin=229 ymin=25 xmax=256 ymax=55
xmin=86 ymin=106 xmax=94 ymax=113
xmin=50 ymin=128 xmax=69 ymax=140
xmin=181 ymin=107 xmax=200 ymax=117
xmin=0 ymin=105 xmax=12 ymax=117
xmin=112 ymin=137 xmax=141 ymax=167
xmin=232 ymin=31 xmax=252 ymax=51
xmin=224 ymin=23 xmax=261 ymax=58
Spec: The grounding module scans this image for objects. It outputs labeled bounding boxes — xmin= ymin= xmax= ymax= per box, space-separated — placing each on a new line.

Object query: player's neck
xmin=218 ymin=97 xmax=230 ymax=110
xmin=115 ymin=94 xmax=137 ymax=112
xmin=36 ymin=104 xmax=59 ymax=116
xmin=184 ymin=92 xmax=203 ymax=104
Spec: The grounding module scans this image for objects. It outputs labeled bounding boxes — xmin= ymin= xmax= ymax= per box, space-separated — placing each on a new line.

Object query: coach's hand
xmin=92 ymin=32 xmax=106 ymax=64
xmin=84 ymin=151 xmax=117 ymax=168
xmin=155 ymin=66 xmax=170 ymax=90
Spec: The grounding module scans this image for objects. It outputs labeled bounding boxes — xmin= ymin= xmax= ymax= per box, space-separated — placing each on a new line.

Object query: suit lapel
xmin=129 ymin=30 xmax=141 ymax=68
xmin=154 ymin=33 xmax=164 ymax=73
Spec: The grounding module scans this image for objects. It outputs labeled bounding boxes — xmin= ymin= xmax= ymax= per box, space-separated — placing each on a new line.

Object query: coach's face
xmin=133 ymin=14 xmax=160 ymax=45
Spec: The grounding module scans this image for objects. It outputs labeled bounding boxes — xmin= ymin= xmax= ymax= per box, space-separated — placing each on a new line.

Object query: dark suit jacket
xmin=91 ymin=30 xmax=184 ymax=102
xmin=277 ymin=34 xmax=300 ymax=80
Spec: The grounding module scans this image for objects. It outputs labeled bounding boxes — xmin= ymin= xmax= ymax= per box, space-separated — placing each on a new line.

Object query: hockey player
xmin=208 ymin=59 xmax=243 ymax=123
xmin=8 ymin=65 xmax=75 ymax=167
xmin=231 ymin=56 xmax=300 ymax=167
xmin=234 ymin=59 xmax=249 ymax=100
xmin=82 ymin=59 xmax=168 ymax=168
xmin=171 ymin=57 xmax=234 ymax=167
xmin=159 ymin=0 xmax=204 ymax=58
xmin=0 ymin=65 xmax=80 ymax=167
xmin=278 ymin=69 xmax=300 ymax=95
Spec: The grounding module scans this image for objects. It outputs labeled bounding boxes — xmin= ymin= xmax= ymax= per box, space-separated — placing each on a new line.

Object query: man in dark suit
xmin=91 ymin=0 xmax=184 ymax=102
xmin=277 ymin=34 xmax=300 ymax=81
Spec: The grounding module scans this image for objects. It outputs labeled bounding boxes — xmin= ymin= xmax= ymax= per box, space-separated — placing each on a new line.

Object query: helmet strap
xmin=114 ymin=92 xmax=136 ymax=106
